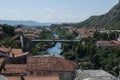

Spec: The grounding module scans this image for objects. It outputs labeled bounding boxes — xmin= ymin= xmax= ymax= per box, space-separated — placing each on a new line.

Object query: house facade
xmin=96 ymin=40 xmax=120 ymax=48
xmin=0 ymin=55 xmax=77 ymax=80
xmin=27 ymin=56 xmax=77 ymax=80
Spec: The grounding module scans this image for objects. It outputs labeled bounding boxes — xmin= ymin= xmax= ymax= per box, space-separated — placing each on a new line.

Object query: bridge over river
xmin=31 ymin=39 xmax=81 ymax=42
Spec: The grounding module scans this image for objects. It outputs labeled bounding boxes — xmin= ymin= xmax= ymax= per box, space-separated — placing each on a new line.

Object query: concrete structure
xmin=0 ymin=75 xmax=7 ymax=80
xmin=75 ymin=70 xmax=118 ymax=80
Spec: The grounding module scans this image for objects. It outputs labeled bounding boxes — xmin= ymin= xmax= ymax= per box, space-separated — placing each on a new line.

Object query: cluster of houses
xmin=96 ymin=40 xmax=120 ymax=48
xmin=0 ymin=46 xmax=77 ymax=80
xmin=65 ymin=26 xmax=96 ymax=39
xmin=0 ymin=26 xmax=120 ymax=80
xmin=15 ymin=26 xmax=42 ymax=39
xmin=0 ymin=46 xmax=119 ymax=80
xmin=0 ymin=39 xmax=119 ymax=80
xmin=66 ymin=26 xmax=120 ymax=49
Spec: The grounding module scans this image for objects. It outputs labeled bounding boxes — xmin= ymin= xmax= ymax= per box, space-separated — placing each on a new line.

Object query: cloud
xmin=4 ymin=8 xmax=86 ymax=22
xmin=45 ymin=8 xmax=55 ymax=13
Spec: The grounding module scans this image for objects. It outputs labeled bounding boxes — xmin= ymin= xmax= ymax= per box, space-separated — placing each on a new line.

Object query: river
xmin=40 ymin=34 xmax=63 ymax=55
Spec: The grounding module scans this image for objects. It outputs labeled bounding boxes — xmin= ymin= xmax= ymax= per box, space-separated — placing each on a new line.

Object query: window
xmin=30 ymin=71 xmax=33 ymax=75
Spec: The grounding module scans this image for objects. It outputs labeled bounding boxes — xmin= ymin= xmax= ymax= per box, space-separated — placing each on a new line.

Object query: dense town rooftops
xmin=80 ymin=33 xmax=93 ymax=38
xmin=27 ymin=56 xmax=77 ymax=72
xmin=97 ymin=40 xmax=120 ymax=47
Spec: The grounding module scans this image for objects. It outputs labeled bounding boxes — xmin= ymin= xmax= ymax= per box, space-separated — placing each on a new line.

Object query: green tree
xmin=2 ymin=24 xmax=15 ymax=37
xmin=0 ymin=38 xmax=19 ymax=48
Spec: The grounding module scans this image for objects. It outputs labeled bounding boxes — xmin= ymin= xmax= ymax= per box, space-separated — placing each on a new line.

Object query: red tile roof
xmin=27 ymin=56 xmax=77 ymax=72
xmin=10 ymin=49 xmax=22 ymax=55
xmin=8 ymin=76 xmax=59 ymax=80
xmin=2 ymin=64 xmax=27 ymax=74
xmin=80 ymin=33 xmax=93 ymax=38
xmin=76 ymin=28 xmax=86 ymax=33
xmin=97 ymin=40 xmax=120 ymax=47
xmin=0 ymin=47 xmax=10 ymax=53
xmin=24 ymin=34 xmax=39 ymax=37
xmin=0 ymin=47 xmax=28 ymax=58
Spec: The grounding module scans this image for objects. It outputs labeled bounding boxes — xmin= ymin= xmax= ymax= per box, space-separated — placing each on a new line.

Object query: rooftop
xmin=76 ymin=70 xmax=117 ymax=80
xmin=0 ymin=47 xmax=28 ymax=58
xmin=8 ymin=76 xmax=59 ymax=80
xmin=27 ymin=56 xmax=77 ymax=72
xmin=2 ymin=64 xmax=27 ymax=74
xmin=97 ymin=40 xmax=120 ymax=47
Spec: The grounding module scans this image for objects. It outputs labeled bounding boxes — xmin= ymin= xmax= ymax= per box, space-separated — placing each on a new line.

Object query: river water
xmin=40 ymin=34 xmax=63 ymax=55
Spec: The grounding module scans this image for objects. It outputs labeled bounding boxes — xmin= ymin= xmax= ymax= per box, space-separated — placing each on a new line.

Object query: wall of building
xmin=27 ymin=71 xmax=74 ymax=80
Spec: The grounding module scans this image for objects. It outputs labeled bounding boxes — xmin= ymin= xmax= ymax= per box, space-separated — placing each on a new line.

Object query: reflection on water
xmin=54 ymin=34 xmax=59 ymax=39
xmin=40 ymin=33 xmax=63 ymax=55
xmin=47 ymin=42 xmax=62 ymax=55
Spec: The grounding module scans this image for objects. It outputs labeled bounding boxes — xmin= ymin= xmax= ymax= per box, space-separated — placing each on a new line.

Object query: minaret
xmin=20 ymin=35 xmax=24 ymax=48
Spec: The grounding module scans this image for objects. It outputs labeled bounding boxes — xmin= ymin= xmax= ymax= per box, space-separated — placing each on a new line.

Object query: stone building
xmin=27 ymin=56 xmax=77 ymax=80
xmin=0 ymin=55 xmax=77 ymax=80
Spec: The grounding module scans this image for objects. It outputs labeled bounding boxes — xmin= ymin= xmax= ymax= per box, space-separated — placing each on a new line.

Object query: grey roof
xmin=0 ymin=75 xmax=7 ymax=80
xmin=76 ymin=70 xmax=118 ymax=80
xmin=0 ymin=52 xmax=9 ymax=57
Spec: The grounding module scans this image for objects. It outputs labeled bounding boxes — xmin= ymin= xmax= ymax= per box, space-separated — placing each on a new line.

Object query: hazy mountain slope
xmin=0 ymin=20 xmax=51 ymax=26
xmin=74 ymin=1 xmax=120 ymax=29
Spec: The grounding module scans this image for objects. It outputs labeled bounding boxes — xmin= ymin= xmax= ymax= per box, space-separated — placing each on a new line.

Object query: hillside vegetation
xmin=73 ymin=1 xmax=120 ymax=29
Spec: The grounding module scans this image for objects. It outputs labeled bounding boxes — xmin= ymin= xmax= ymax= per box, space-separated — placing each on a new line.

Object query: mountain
xmin=74 ymin=0 xmax=120 ymax=29
xmin=0 ymin=20 xmax=51 ymax=26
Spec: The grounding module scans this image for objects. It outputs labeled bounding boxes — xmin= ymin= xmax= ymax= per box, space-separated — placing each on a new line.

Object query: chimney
xmin=20 ymin=74 xmax=25 ymax=80
xmin=12 ymin=54 xmax=14 ymax=58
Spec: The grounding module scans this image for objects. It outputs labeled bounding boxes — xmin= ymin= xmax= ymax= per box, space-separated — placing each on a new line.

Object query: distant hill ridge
xmin=74 ymin=0 xmax=120 ymax=29
xmin=0 ymin=20 xmax=51 ymax=26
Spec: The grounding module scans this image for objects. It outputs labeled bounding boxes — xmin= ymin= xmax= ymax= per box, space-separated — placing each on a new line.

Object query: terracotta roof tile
xmin=8 ymin=76 xmax=59 ymax=80
xmin=0 ymin=47 xmax=10 ymax=53
xmin=0 ymin=47 xmax=27 ymax=58
xmin=2 ymin=64 xmax=27 ymax=74
xmin=24 ymin=34 xmax=39 ymax=37
xmin=80 ymin=33 xmax=93 ymax=38
xmin=27 ymin=56 xmax=77 ymax=72
xmin=10 ymin=49 xmax=22 ymax=55
xmin=97 ymin=40 xmax=120 ymax=47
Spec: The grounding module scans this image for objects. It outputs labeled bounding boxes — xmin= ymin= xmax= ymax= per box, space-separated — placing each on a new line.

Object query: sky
xmin=0 ymin=0 xmax=118 ymax=23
